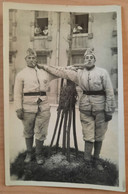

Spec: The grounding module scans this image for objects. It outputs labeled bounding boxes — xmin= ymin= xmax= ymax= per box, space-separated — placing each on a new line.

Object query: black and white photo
xmin=3 ymin=2 xmax=125 ymax=192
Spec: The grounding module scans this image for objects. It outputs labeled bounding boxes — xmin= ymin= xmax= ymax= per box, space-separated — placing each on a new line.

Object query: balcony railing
xmin=72 ymin=34 xmax=88 ymax=49
xmin=33 ymin=36 xmax=48 ymax=50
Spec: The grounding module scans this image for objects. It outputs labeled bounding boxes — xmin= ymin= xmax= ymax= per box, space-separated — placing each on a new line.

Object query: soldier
xmin=14 ymin=48 xmax=56 ymax=165
xmin=40 ymin=48 xmax=116 ymax=170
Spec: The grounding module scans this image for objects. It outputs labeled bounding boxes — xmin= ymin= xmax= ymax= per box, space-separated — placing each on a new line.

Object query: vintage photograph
xmin=3 ymin=2 xmax=125 ymax=191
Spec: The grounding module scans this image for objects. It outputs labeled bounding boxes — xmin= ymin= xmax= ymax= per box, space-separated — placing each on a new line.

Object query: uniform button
xmin=43 ymin=80 xmax=48 ymax=84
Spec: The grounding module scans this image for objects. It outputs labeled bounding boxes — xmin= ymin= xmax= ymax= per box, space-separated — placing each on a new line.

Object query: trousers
xmin=80 ymin=111 xmax=108 ymax=142
xmin=22 ymin=110 xmax=51 ymax=141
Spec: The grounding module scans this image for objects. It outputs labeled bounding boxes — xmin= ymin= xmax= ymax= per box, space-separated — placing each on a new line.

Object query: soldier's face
xmin=84 ymin=54 xmax=95 ymax=69
xmin=26 ymin=55 xmax=37 ymax=68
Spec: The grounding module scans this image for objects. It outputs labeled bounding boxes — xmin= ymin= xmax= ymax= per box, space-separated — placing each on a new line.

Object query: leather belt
xmin=83 ymin=90 xmax=105 ymax=95
xmin=24 ymin=92 xmax=46 ymax=96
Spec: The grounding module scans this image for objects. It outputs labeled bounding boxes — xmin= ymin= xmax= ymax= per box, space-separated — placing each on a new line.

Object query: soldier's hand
xmin=65 ymin=66 xmax=78 ymax=71
xmin=74 ymin=64 xmax=87 ymax=70
xmin=105 ymin=113 xmax=112 ymax=122
xmin=16 ymin=109 xmax=24 ymax=120
xmin=37 ymin=64 xmax=46 ymax=69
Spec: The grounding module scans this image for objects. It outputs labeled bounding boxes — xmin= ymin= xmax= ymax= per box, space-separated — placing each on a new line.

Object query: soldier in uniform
xmin=40 ymin=48 xmax=116 ymax=170
xmin=14 ymin=48 xmax=56 ymax=164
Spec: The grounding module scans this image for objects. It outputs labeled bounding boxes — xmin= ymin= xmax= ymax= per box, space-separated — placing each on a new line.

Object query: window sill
xmin=34 ymin=36 xmax=48 ymax=39
xmin=36 ymin=50 xmax=52 ymax=57
xmin=34 ymin=36 xmax=52 ymax=41
xmin=67 ymin=48 xmax=87 ymax=55
xmin=72 ymin=33 xmax=88 ymax=37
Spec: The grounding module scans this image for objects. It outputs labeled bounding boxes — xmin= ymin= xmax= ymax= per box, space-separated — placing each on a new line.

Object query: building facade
xmin=9 ymin=9 xmax=118 ymax=105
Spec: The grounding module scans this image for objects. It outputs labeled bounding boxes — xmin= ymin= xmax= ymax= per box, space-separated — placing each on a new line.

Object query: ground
xmin=10 ymin=146 xmax=119 ymax=186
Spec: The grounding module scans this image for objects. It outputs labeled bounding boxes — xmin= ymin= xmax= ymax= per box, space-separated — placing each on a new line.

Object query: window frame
xmin=72 ymin=13 xmax=89 ymax=37
xmin=34 ymin=11 xmax=49 ymax=37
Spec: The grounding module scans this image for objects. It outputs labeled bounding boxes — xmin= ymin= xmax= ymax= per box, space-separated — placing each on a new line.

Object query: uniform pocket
xmin=79 ymin=95 xmax=91 ymax=111
xmin=39 ymin=101 xmax=50 ymax=112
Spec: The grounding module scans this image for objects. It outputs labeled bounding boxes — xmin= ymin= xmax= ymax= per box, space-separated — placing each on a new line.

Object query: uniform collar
xmin=26 ymin=66 xmax=37 ymax=70
xmin=85 ymin=65 xmax=95 ymax=71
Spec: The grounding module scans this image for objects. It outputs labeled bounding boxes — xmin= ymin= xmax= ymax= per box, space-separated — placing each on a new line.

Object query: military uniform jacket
xmin=42 ymin=65 xmax=116 ymax=115
xmin=14 ymin=66 xmax=55 ymax=113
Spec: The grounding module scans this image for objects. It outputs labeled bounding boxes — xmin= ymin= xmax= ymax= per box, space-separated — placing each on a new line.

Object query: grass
xmin=10 ymin=146 xmax=119 ymax=186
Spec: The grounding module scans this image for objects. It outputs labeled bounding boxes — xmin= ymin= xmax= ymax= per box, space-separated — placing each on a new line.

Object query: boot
xmin=84 ymin=141 xmax=93 ymax=161
xmin=93 ymin=141 xmax=104 ymax=171
xmin=24 ymin=137 xmax=33 ymax=163
xmin=36 ymin=139 xmax=44 ymax=165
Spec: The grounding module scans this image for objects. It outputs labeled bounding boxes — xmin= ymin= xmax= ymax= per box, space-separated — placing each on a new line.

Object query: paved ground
xmin=9 ymin=103 xmax=119 ymax=165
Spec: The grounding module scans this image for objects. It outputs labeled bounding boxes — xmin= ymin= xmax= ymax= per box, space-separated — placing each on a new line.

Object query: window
xmin=73 ymin=14 xmax=89 ymax=34
xmin=72 ymin=55 xmax=84 ymax=65
xmin=36 ymin=50 xmax=52 ymax=65
xmin=34 ymin=11 xmax=48 ymax=36
xmin=9 ymin=10 xmax=13 ymax=37
xmin=37 ymin=55 xmax=47 ymax=64
xmin=111 ymin=47 xmax=118 ymax=55
xmin=9 ymin=53 xmax=13 ymax=63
